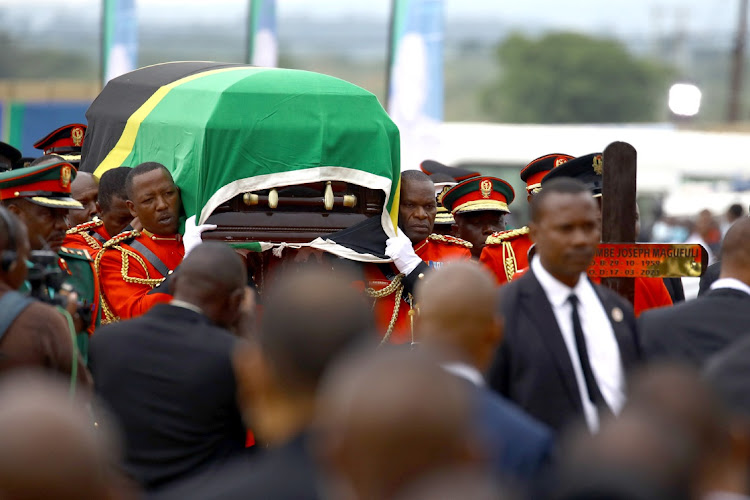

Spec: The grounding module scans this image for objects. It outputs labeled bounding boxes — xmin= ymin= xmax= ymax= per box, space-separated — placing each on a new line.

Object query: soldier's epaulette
xmin=428 ymin=233 xmax=473 ymax=248
xmin=59 ymin=246 xmax=92 ymax=261
xmin=65 ymin=218 xmax=103 ymax=235
xmin=102 ymin=229 xmax=140 ymax=249
xmin=485 ymin=226 xmax=530 ymax=246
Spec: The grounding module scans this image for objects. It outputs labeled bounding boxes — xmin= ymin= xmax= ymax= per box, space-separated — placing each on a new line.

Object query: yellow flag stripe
xmin=93 ymin=66 xmax=251 ymax=178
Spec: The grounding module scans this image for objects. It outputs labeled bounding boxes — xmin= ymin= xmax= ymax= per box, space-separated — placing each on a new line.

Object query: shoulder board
xmin=485 ymin=226 xmax=530 ymax=245
xmin=65 ymin=218 xmax=103 ymax=235
xmin=59 ymin=246 xmax=92 ymax=261
xmin=102 ymin=229 xmax=139 ymax=249
xmin=428 ymin=233 xmax=473 ymax=248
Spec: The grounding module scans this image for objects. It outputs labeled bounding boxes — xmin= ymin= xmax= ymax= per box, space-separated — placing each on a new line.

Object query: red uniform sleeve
xmin=98 ymin=248 xmax=171 ymax=321
xmin=634 ymin=277 xmax=673 ymax=317
xmin=480 ymin=245 xmax=508 ymax=285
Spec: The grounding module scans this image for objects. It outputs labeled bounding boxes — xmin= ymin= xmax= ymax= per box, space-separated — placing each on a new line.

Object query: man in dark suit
xmin=89 ymin=242 xmax=252 ymax=491
xmin=416 ymin=260 xmax=553 ymax=487
xmin=640 ymin=217 xmax=750 ymax=366
xmin=487 ymin=178 xmax=641 ymax=435
xmin=152 ymin=266 xmax=373 ymax=500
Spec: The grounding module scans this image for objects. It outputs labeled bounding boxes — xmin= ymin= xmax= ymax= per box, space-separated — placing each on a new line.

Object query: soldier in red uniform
xmin=480 ymin=154 xmax=573 ymax=283
xmin=65 ymin=167 xmax=135 ymax=255
xmin=441 ymin=176 xmax=517 ymax=260
xmin=33 ymin=123 xmax=86 ymax=169
xmin=366 ymin=170 xmax=471 ymax=344
xmin=96 ymin=163 xmax=184 ymax=323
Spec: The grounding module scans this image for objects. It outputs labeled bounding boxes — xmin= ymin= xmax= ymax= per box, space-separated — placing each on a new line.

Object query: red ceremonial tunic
xmin=97 ymin=229 xmax=184 ymax=322
xmin=365 ymin=234 xmax=472 ymax=345
xmin=64 ymin=219 xmax=112 ymax=257
xmin=480 ymin=227 xmax=532 ymax=285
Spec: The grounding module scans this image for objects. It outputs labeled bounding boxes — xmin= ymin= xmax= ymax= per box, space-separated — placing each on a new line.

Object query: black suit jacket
xmin=639 ymin=286 xmax=750 ymax=367
xmin=487 ymin=269 xmax=641 ymax=434
xmin=89 ymin=304 xmax=247 ymax=490
xmin=150 ymin=432 xmax=320 ymax=500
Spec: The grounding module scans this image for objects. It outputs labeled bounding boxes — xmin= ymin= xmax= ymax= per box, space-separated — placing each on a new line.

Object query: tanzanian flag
xmin=80 ymin=62 xmax=401 ymax=257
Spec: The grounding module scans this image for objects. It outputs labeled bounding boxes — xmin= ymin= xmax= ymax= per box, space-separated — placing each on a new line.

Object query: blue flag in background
xmin=102 ymin=0 xmax=138 ymax=85
xmin=387 ymin=0 xmax=444 ymax=170
xmin=247 ymin=0 xmax=278 ymax=67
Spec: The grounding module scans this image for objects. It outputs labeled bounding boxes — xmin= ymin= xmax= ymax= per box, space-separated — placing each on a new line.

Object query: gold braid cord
xmin=67 ymin=219 xmax=105 ymax=250
xmin=502 ymin=241 xmax=518 ymax=283
xmin=94 ymin=230 xmax=165 ymax=324
xmin=485 ymin=226 xmax=530 ymax=246
xmin=366 ymin=273 xmax=405 ymax=345
xmin=428 ymin=233 xmax=473 ymax=248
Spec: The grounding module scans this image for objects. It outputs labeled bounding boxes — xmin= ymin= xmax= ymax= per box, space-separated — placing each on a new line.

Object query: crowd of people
xmin=0 ymin=123 xmax=749 ymax=500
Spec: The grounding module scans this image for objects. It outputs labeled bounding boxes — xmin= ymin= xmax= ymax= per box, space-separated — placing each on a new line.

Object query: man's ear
xmin=5 ymin=203 xmax=22 ymax=220
xmin=126 ymin=199 xmax=137 ymax=219
xmin=528 ymin=222 xmax=537 ymax=244
xmin=95 ymin=201 xmax=102 ymax=215
xmin=232 ymin=341 xmax=265 ymax=425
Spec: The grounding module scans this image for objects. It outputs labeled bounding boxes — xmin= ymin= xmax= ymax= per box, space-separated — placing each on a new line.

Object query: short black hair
xmin=98 ymin=167 xmax=132 ymax=212
xmin=124 ymin=162 xmax=171 ymax=200
xmin=530 ymin=177 xmax=592 ymax=222
xmin=728 ymin=203 xmax=744 ymax=219
xmin=401 ymin=169 xmax=433 ymax=185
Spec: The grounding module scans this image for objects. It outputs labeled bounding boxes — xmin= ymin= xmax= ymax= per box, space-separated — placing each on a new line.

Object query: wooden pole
xmin=601 ymin=142 xmax=637 ymax=304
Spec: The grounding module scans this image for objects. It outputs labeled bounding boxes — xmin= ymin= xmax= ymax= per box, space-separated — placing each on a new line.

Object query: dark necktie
xmin=568 ymin=294 xmax=613 ymax=417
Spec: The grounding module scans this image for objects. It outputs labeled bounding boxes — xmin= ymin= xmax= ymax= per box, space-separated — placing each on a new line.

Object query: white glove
xmin=183 ymin=215 xmax=218 ymax=257
xmin=385 ymin=231 xmax=423 ymax=275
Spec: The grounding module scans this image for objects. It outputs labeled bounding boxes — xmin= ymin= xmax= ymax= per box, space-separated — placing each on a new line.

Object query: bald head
xmin=315 ymin=351 xmax=477 ymax=500
xmin=69 ymin=171 xmax=98 ymax=227
xmin=719 ymin=216 xmax=750 ymax=284
xmin=0 ymin=373 xmax=122 ymax=500
xmin=558 ymin=410 xmax=694 ymax=500
xmin=416 ymin=261 xmax=501 ymax=371
xmin=260 ymin=267 xmax=372 ymax=395
xmin=172 ymin=242 xmax=246 ymax=327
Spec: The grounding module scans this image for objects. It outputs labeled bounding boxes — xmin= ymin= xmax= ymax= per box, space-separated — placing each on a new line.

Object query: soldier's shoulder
xmin=485 ymin=226 xmax=530 ymax=245
xmin=102 ymin=229 xmax=139 ymax=250
xmin=59 ymin=246 xmax=93 ymax=262
xmin=428 ymin=233 xmax=473 ymax=249
xmin=65 ymin=218 xmax=103 ymax=235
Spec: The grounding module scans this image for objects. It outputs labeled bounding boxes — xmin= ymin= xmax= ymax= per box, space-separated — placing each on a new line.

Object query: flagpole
xmin=385 ymin=0 xmax=397 ymax=109
xmin=246 ymin=0 xmax=254 ymax=64
xmin=100 ymin=0 xmax=108 ymax=89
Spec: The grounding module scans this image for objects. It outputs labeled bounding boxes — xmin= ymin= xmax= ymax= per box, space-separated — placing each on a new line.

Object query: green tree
xmin=482 ymin=32 xmax=674 ymax=123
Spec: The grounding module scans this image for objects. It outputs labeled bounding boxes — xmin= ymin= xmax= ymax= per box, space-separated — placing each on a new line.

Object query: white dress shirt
xmin=531 ymin=256 xmax=625 ymax=432
xmin=442 ymin=362 xmax=485 ymax=387
xmin=710 ymin=277 xmax=750 ymax=296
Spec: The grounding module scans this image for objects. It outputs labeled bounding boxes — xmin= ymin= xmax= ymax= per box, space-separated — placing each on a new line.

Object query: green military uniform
xmin=59 ymin=246 xmax=101 ymax=364
xmin=0 ymin=159 xmax=94 ymax=361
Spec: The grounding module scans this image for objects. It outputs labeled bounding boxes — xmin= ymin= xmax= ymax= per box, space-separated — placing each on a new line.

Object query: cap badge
xmin=60 ymin=165 xmax=72 ymax=189
xmin=554 ymin=157 xmax=568 ymax=167
xmin=437 ymin=185 xmax=451 ymax=204
xmin=71 ymin=127 xmax=84 ymax=147
xmin=611 ymin=306 xmax=624 ymax=323
xmin=480 ymin=179 xmax=492 ymax=199
xmin=592 ymin=155 xmax=603 ymax=175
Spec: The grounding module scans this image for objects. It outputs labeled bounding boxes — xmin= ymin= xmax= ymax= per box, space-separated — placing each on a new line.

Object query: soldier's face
xmin=99 ymin=195 xmax=134 ymax=238
xmin=398 ymin=179 xmax=437 ymax=244
xmin=69 ymin=173 xmax=98 ymax=228
xmin=126 ymin=169 xmax=181 ymax=236
xmin=8 ymin=199 xmax=69 ymax=252
xmin=454 ymin=211 xmax=506 ymax=259
xmin=530 ymin=192 xmax=600 ymax=286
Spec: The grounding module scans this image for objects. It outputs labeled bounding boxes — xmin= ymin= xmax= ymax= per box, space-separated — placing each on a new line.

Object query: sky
xmin=0 ymin=0 xmax=738 ymax=38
